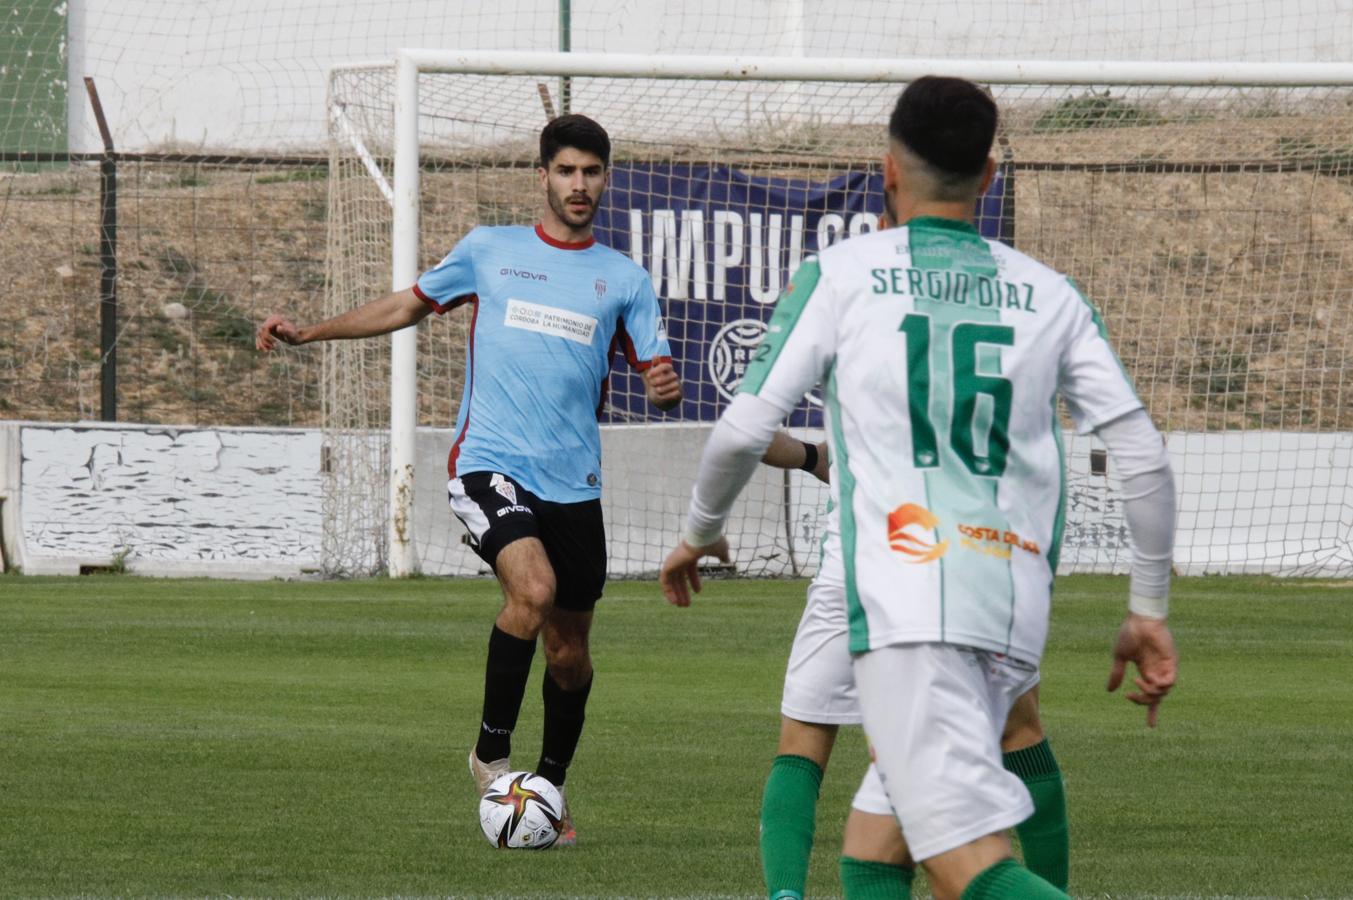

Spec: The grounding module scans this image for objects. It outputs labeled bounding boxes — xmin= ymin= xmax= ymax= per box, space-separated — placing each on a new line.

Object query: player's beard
xmin=548 ymin=187 xmax=597 ymax=229
xmin=883 ymin=189 xmax=897 ymax=228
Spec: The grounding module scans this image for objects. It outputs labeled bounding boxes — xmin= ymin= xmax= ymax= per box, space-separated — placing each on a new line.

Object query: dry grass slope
xmin=5 ymin=97 xmax=1353 ymax=432
xmin=1 ymin=162 xmax=330 ymax=425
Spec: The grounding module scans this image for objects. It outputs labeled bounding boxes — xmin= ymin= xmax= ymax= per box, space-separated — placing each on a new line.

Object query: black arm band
xmin=798 ymin=441 xmax=819 ymax=473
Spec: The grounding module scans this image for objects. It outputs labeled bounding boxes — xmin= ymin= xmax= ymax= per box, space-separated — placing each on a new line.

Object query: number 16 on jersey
xmin=899 ymin=313 xmax=1015 ymax=478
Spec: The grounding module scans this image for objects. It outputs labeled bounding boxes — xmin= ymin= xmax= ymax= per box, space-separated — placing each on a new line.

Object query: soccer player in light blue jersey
xmin=258 ymin=114 xmax=683 ymax=844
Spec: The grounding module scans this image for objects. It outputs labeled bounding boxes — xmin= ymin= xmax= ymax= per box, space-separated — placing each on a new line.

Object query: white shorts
xmin=851 ymin=643 xmax=1040 ymax=862
xmin=780 ymin=573 xmax=861 ymax=725
xmin=780 ymin=537 xmax=1039 ymax=729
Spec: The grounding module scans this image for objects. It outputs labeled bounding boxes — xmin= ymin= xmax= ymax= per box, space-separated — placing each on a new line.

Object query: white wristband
xmin=683 ymin=527 xmax=722 ymax=550
xmin=1128 ymin=593 xmax=1168 ymax=620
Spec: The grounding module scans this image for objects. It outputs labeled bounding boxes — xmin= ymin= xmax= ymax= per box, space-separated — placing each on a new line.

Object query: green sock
xmin=1002 ymin=739 xmax=1069 ymax=890
xmin=759 ymin=755 xmax=823 ymax=900
xmin=960 ymin=858 xmax=1070 ymax=899
xmin=839 ymin=856 xmax=914 ymax=899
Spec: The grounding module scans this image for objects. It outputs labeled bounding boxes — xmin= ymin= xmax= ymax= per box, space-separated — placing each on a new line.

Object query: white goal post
xmin=326 ymin=50 xmax=1353 ymax=579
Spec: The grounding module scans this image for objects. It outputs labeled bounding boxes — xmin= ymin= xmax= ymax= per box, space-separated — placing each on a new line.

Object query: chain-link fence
xmin=2 ymin=154 xmax=329 ymax=425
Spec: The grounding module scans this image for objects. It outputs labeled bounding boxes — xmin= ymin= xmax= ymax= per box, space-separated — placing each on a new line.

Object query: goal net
xmin=324 ymin=52 xmax=1353 ymax=579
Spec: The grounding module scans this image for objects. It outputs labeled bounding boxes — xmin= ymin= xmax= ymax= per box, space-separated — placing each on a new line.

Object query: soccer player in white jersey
xmin=662 ymin=77 xmax=1177 ymax=899
xmin=257 ymin=114 xmax=683 ymax=845
xmin=757 ymin=437 xmax=1069 ymax=899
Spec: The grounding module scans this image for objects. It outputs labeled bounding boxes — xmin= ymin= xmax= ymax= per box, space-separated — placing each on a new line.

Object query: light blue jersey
xmin=415 ymin=224 xmax=671 ymax=503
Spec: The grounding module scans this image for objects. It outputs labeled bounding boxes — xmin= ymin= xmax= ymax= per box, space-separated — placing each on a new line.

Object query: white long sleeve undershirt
xmin=683 ymin=393 xmax=787 ymax=549
xmin=1093 ymin=408 xmax=1176 ymax=618
xmin=682 ymin=398 xmax=1176 ymax=619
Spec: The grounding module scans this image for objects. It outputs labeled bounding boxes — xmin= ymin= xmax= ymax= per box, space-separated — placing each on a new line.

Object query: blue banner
xmin=598 ymin=163 xmax=1008 ymax=425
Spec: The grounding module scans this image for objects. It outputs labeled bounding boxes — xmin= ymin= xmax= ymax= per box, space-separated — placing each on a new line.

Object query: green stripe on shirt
xmin=738 ymin=258 xmax=822 ymax=397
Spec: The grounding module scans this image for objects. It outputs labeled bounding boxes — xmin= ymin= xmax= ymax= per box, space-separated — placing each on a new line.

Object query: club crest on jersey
xmin=595 ymin=278 xmax=607 ymax=300
xmin=887 ymin=503 xmax=949 ymax=563
xmin=490 ymin=473 xmax=518 ymax=505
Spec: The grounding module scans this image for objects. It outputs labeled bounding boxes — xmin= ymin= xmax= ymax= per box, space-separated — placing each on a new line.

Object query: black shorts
xmin=448 ymin=471 xmax=607 ymax=612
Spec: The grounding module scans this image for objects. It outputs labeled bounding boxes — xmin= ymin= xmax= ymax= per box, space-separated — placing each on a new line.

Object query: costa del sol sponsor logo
xmin=957 ymin=523 xmax=1041 ymax=559
xmin=709 ymin=318 xmax=768 ymax=401
xmin=887 ymin=503 xmax=949 ymax=563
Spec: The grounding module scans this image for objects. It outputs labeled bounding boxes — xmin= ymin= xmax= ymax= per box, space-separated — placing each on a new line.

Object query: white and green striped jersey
xmin=739 ymin=216 xmax=1141 ymax=664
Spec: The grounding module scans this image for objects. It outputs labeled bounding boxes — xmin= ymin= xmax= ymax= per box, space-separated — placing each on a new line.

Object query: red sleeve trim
xmin=414 ymin=282 xmax=475 ymax=315
xmin=534 ymin=222 xmax=595 ymax=251
xmin=615 ymin=316 xmax=670 ymax=371
xmin=632 ymin=354 xmax=672 ymax=373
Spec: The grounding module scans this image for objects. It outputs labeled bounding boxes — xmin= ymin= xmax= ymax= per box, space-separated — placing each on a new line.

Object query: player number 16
xmin=899 ymin=313 xmax=1015 ymax=478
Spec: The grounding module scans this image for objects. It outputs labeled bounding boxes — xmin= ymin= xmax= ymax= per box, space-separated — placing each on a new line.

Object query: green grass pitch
xmin=1 ymin=573 xmax=1351 ymax=898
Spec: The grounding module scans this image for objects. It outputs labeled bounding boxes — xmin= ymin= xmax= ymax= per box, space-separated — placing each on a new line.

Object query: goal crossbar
xmin=396 ymin=49 xmax=1353 ymax=87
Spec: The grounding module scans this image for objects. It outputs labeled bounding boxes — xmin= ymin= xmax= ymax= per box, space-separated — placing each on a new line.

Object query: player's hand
xmin=1107 ymin=613 xmax=1178 ymax=728
xmin=659 ymin=539 xmax=720 ymax=607
xmin=643 ymin=360 xmax=682 ymax=410
xmin=256 ymin=314 xmax=304 ymax=351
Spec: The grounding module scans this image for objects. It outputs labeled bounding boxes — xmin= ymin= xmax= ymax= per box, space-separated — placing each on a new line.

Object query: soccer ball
xmin=478 ymin=771 xmax=564 ymax=849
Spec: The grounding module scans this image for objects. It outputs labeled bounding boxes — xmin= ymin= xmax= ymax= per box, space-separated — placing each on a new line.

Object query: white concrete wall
xmin=1061 ymin=431 xmax=1353 ymax=577
xmin=8 ymin=422 xmax=322 ymax=577
xmin=5 ymin=420 xmax=1351 ymax=579
xmin=62 ymin=1 xmax=1353 ymax=153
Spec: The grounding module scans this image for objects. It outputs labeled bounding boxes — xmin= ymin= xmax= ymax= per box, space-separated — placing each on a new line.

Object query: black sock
xmin=536 ymin=669 xmax=592 ymax=787
xmin=475 ymin=625 xmax=536 ymax=763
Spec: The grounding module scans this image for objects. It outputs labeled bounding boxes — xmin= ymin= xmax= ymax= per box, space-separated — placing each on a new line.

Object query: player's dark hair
xmin=540 ymin=113 xmax=611 ymax=168
xmin=889 ymin=76 xmax=997 ymax=179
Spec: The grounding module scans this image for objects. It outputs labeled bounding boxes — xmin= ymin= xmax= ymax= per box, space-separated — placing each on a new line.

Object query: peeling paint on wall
xmin=21 ymin=425 xmax=321 ymax=569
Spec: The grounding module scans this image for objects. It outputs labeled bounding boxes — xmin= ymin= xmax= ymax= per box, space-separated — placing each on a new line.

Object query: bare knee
xmin=1000 ymin=686 xmax=1045 ymax=752
xmin=842 ymin=809 xmax=912 ymax=866
xmin=776 ymin=717 xmax=838 ymax=769
xmin=922 ymin=833 xmax=1012 ymax=900
xmin=544 ymin=628 xmax=591 ymax=689
xmin=509 ymin=571 xmax=555 ymax=612
xmin=497 ymin=571 xmax=556 ymax=637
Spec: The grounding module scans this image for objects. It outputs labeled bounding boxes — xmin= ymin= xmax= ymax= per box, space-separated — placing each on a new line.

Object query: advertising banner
xmin=597 ymin=163 xmax=1008 ymax=425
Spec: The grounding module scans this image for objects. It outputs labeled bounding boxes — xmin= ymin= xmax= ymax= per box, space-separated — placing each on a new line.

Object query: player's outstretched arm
xmin=256 ymin=287 xmax=431 ymax=351
xmin=642 ymin=360 xmax=683 ymax=411
xmin=693 ymin=430 xmax=828 ymax=569
xmin=1095 ymin=408 xmax=1179 ymax=727
xmin=761 ymin=432 xmax=830 ymax=484
xmin=661 ymin=393 xmax=787 ymax=607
